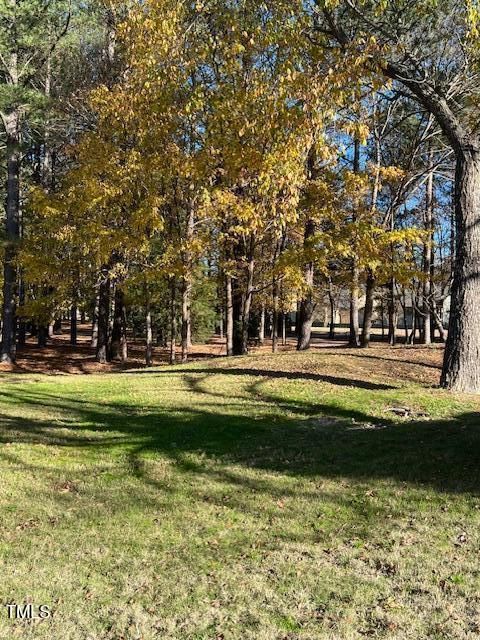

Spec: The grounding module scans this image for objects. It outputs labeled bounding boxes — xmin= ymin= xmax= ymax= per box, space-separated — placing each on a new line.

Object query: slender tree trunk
xmin=349 ymin=138 xmax=361 ymax=348
xmin=297 ymin=219 xmax=316 ymax=350
xmin=409 ymin=303 xmax=417 ymax=345
xmin=226 ymin=274 xmax=233 ymax=356
xmin=181 ymin=203 xmax=194 ymax=362
xmin=433 ymin=304 xmax=447 ymax=343
xmin=380 ymin=296 xmax=385 ymax=339
xmin=441 ymin=149 xmax=480 ymax=391
xmin=272 ymin=277 xmax=279 ymax=353
xmin=96 ymin=270 xmax=110 ymax=364
xmin=387 ymin=278 xmax=397 ymax=346
xmin=70 ymin=305 xmax=77 ymax=346
xmin=219 ymin=306 xmax=224 ymax=340
xmin=349 ymin=263 xmax=361 ymax=347
xmin=232 ymin=237 xmax=255 ymax=356
xmin=328 ymin=278 xmax=335 ymax=339
xmin=18 ymin=277 xmax=26 ymax=348
xmin=232 ymin=276 xmax=243 ymax=355
xmin=91 ymin=296 xmax=99 ymax=348
xmin=110 ymin=286 xmax=127 ymax=362
xmin=1 ymin=113 xmax=20 ymax=363
xmin=169 ymin=278 xmax=177 ymax=365
xmin=282 ymin=312 xmax=287 ymax=346
xmin=181 ymin=277 xmax=192 ymax=363
xmin=422 ymin=149 xmax=434 ymax=345
xmin=361 ymin=270 xmax=375 ymax=348
xmin=259 ymin=303 xmax=265 ymax=345
xmin=146 ymin=294 xmax=153 ymax=367
xmin=242 ymin=245 xmax=255 ymax=354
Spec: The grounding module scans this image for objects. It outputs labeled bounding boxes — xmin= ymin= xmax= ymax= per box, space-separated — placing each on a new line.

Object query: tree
xmin=313 ymin=0 xmax=480 ymax=390
xmin=0 ymin=0 xmax=71 ymax=362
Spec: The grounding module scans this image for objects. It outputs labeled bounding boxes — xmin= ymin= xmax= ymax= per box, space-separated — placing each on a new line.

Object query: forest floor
xmin=0 ymin=345 xmax=479 ymax=639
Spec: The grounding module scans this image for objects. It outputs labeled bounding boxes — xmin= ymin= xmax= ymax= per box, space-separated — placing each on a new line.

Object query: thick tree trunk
xmin=361 ymin=271 xmax=375 ymax=348
xmin=110 ymin=286 xmax=127 ymax=362
xmin=96 ymin=271 xmax=111 ymax=364
xmin=297 ymin=219 xmax=316 ymax=351
xmin=38 ymin=326 xmax=48 ymax=348
xmin=1 ymin=114 xmax=20 ymax=363
xmin=441 ymin=149 xmax=480 ymax=391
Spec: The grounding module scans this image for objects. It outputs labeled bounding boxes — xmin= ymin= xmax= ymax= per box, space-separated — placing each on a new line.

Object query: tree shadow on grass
xmin=127 ymin=366 xmax=397 ymax=391
xmin=0 ymin=381 xmax=478 ymax=497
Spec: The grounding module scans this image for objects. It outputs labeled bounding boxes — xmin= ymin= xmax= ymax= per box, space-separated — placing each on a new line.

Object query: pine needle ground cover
xmin=0 ymin=348 xmax=479 ymax=639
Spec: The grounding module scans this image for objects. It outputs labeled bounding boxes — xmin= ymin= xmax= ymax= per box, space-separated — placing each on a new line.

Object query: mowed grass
xmin=0 ymin=347 xmax=480 ymax=639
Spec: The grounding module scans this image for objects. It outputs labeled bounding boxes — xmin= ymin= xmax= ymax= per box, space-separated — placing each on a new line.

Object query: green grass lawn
xmin=1 ymin=348 xmax=480 ymax=639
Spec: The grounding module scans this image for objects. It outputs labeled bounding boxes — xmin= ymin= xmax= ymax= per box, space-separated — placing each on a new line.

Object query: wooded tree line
xmin=1 ymin=0 xmax=479 ymax=391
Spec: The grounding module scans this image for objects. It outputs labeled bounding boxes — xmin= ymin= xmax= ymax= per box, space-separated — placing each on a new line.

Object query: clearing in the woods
xmin=1 ymin=346 xmax=479 ymax=639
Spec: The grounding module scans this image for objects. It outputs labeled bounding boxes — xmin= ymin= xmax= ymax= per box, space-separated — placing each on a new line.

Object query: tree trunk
xmin=1 ymin=113 xmax=20 ymax=363
xmin=53 ymin=317 xmax=62 ymax=335
xmin=433 ymin=304 xmax=447 ymax=343
xmin=18 ymin=277 xmax=26 ymax=348
xmin=441 ymin=149 xmax=480 ymax=391
xmin=272 ymin=277 xmax=279 ymax=353
xmin=328 ymin=278 xmax=335 ymax=339
xmin=349 ymin=263 xmax=361 ymax=347
xmin=349 ymin=138 xmax=361 ymax=348
xmin=226 ymin=274 xmax=234 ymax=356
xmin=361 ymin=270 xmax=375 ymax=348
xmin=181 ymin=277 xmax=192 ymax=363
xmin=232 ymin=238 xmax=255 ymax=356
xmin=91 ymin=296 xmax=99 ymax=348
xmin=70 ymin=305 xmax=77 ymax=346
xmin=297 ymin=219 xmax=316 ymax=351
xmin=181 ymin=203 xmax=194 ymax=362
xmin=259 ymin=303 xmax=265 ymax=345
xmin=96 ymin=270 xmax=110 ymax=364
xmin=169 ymin=277 xmax=177 ymax=365
xmin=219 ymin=306 xmax=224 ymax=340
xmin=422 ymin=149 xmax=434 ymax=345
xmin=146 ymin=296 xmax=153 ymax=367
xmin=387 ymin=278 xmax=397 ymax=346
xmin=38 ymin=326 xmax=48 ymax=348
xmin=110 ymin=286 xmax=127 ymax=362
